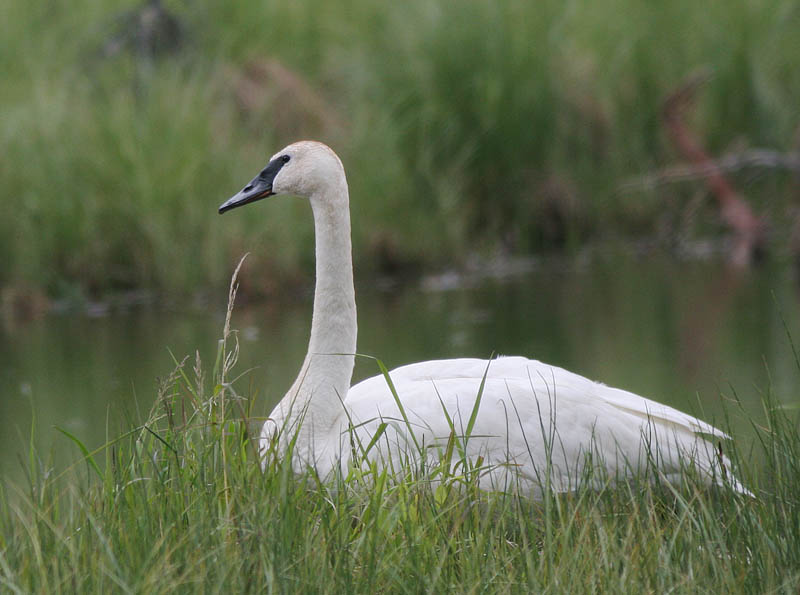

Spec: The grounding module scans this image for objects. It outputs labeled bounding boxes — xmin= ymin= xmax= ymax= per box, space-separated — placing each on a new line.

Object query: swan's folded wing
xmin=348 ymin=356 xmax=729 ymax=440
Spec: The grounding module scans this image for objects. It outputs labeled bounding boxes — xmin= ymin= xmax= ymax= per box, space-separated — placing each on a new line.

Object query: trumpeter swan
xmin=219 ymin=140 xmax=748 ymax=497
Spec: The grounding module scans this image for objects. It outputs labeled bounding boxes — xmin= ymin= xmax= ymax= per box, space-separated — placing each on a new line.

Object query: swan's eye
xmin=281 ymin=155 xmax=290 ymax=164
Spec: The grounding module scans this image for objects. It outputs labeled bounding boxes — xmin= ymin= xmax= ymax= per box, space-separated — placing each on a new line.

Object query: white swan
xmin=219 ymin=140 xmax=748 ymax=497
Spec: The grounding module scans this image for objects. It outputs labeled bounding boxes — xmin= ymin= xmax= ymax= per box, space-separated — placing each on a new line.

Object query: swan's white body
xmin=219 ymin=140 xmax=747 ymax=497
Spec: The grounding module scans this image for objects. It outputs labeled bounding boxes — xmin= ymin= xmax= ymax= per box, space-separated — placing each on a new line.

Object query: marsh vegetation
xmin=2 ymin=0 xmax=799 ymax=304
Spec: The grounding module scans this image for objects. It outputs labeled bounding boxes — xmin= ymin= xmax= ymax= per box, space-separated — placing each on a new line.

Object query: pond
xmin=1 ymin=255 xmax=798 ymax=481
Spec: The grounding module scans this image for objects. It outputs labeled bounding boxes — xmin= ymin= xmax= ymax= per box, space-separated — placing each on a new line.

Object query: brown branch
xmin=618 ymin=149 xmax=800 ymax=192
xmin=662 ymin=71 xmax=765 ymax=266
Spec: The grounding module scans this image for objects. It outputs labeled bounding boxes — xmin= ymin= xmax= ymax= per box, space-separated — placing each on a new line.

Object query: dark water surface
xmin=2 ymin=256 xmax=799 ymax=480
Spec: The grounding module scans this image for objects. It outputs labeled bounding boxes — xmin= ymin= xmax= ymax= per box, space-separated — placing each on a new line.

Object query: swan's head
xmin=219 ymin=141 xmax=346 ymax=214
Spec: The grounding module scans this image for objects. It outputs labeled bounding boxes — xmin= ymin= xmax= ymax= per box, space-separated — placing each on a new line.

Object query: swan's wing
xmin=350 ymin=356 xmax=728 ymax=439
xmin=343 ymin=357 xmax=745 ymax=494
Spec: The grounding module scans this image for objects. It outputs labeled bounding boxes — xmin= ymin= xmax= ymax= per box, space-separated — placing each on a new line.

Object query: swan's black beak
xmin=218 ymin=176 xmax=272 ymax=214
xmin=218 ymin=155 xmax=288 ymax=214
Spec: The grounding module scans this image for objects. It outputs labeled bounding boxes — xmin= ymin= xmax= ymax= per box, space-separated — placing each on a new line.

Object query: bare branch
xmin=660 ymin=71 xmax=765 ymax=267
xmin=618 ymin=149 xmax=800 ymax=194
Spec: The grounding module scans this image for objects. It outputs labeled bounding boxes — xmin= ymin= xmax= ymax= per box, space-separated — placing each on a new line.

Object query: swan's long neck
xmin=271 ymin=173 xmax=357 ymax=461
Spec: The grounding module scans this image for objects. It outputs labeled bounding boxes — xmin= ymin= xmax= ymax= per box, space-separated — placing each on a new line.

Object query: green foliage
xmin=2 ymin=0 xmax=799 ymax=297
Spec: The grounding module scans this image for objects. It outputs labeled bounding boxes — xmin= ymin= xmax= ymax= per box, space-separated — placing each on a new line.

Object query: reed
xmin=3 ymin=0 xmax=798 ymax=299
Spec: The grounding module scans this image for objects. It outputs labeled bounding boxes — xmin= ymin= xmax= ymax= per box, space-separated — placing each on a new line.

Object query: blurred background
xmin=1 ymin=0 xmax=799 ymax=477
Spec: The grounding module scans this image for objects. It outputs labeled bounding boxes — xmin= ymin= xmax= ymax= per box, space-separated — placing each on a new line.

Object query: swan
xmin=218 ymin=140 xmax=749 ymax=497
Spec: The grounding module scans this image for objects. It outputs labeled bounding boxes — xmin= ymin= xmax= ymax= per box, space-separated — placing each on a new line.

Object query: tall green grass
xmin=2 ymin=0 xmax=799 ymax=299
xmin=1 ymin=268 xmax=799 ymax=592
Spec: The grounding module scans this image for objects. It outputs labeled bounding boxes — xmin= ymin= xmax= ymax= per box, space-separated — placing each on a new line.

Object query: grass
xmin=2 ymin=0 xmax=799 ymax=301
xmin=2 ymin=269 xmax=800 ymax=593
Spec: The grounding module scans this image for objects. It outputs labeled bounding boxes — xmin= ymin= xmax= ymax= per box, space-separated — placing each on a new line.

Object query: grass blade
xmin=55 ymin=426 xmax=103 ymax=480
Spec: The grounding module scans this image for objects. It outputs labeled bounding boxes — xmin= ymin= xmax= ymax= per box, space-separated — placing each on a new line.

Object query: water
xmin=2 ymin=255 xmax=798 ymax=480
